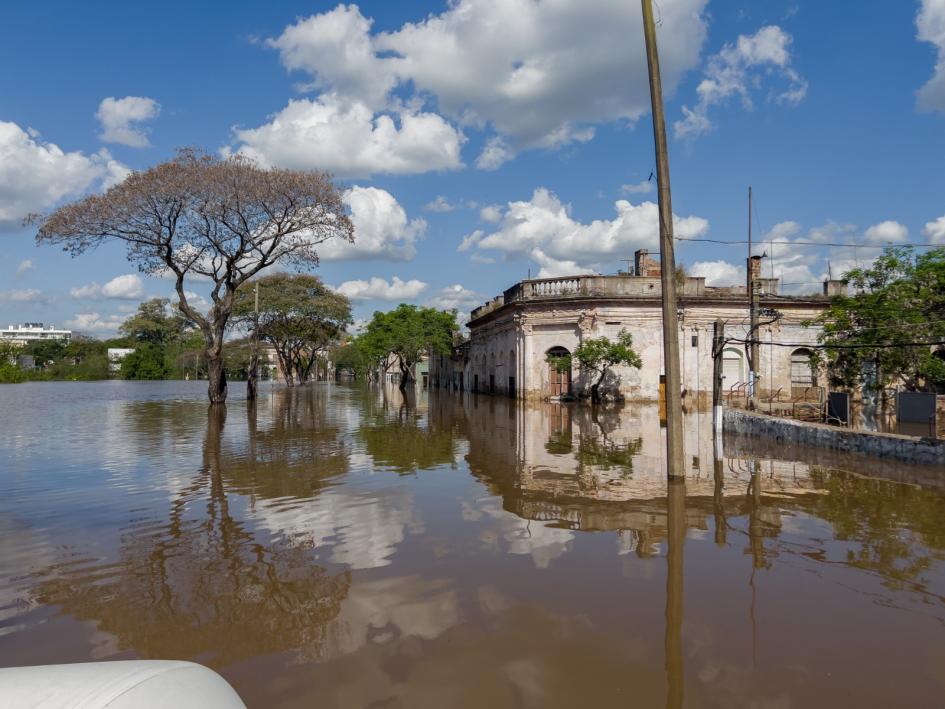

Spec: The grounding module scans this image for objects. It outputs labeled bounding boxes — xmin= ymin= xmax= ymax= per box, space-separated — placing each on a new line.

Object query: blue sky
xmin=2 ymin=0 xmax=944 ymax=335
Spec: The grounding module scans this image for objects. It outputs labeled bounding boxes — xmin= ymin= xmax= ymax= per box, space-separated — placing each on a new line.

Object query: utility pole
xmin=747 ymin=186 xmax=759 ymax=410
xmin=712 ymin=319 xmax=725 ymax=438
xmin=641 ymin=0 xmax=685 ymax=478
xmin=247 ymin=281 xmax=259 ymax=400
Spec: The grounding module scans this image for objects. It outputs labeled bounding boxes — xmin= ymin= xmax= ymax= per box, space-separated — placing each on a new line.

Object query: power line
xmin=726 ymin=338 xmax=945 ymax=350
xmin=675 ymin=237 xmax=943 ymax=248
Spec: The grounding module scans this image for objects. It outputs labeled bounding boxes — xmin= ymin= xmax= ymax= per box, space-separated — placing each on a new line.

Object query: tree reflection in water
xmin=357 ymin=386 xmax=458 ymax=473
xmin=34 ymin=404 xmax=351 ymax=666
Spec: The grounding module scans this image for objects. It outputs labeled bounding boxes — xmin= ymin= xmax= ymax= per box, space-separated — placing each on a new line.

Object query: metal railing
xmin=724 ymin=381 xmax=748 ymax=404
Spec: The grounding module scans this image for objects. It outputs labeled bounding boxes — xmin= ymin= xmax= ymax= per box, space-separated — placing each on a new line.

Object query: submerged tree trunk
xmin=591 ymin=369 xmax=607 ymax=403
xmin=206 ymin=353 xmax=228 ymax=404
xmin=205 ymin=327 xmax=228 ymax=404
xmin=247 ymin=350 xmax=258 ymax=401
xmin=398 ymin=358 xmax=414 ymax=391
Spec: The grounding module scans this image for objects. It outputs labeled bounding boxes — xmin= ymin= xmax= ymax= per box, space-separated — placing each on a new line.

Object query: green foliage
xmin=331 ymin=341 xmax=370 ymax=378
xmin=233 ymin=273 xmax=352 ymax=385
xmin=546 ymin=352 xmax=572 ymax=374
xmin=5 ymin=335 xmax=108 ymax=381
xmin=120 ymin=343 xmax=168 ymax=380
xmin=358 ymin=304 xmax=458 ymax=385
xmin=119 ymin=298 xmax=189 ymax=347
xmin=813 ymin=247 xmax=945 ymax=391
xmin=0 ymin=341 xmax=26 ymax=383
xmin=575 ymin=435 xmax=643 ymax=473
xmin=573 ymin=330 xmax=643 ymax=400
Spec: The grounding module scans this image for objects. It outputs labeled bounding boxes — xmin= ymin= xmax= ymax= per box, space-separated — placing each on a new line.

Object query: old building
xmin=433 ymin=253 xmax=841 ymax=403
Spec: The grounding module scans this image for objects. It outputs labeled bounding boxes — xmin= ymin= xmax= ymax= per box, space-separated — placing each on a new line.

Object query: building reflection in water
xmin=454 ymin=392 xmax=945 ymax=705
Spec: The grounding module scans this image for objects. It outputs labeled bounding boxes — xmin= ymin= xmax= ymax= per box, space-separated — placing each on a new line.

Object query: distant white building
xmin=1 ymin=323 xmax=72 ymax=346
xmin=107 ymin=348 xmax=136 ymax=372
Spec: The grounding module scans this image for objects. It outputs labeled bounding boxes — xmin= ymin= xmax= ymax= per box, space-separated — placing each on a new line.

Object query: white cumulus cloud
xmin=334 ymin=276 xmax=428 ymax=301
xmin=479 ymin=205 xmax=503 ymax=223
xmin=430 ymin=284 xmax=483 ymax=313
xmin=64 ymin=312 xmax=126 ymax=333
xmin=863 ymin=220 xmax=908 ymax=245
xmin=917 ymin=0 xmax=945 ymax=113
xmin=15 ymin=259 xmax=33 ymax=276
xmin=378 ymin=0 xmax=708 ymax=162
xmin=96 ymin=96 xmax=161 ymax=148
xmin=923 ymin=215 xmax=945 ymax=244
xmin=466 ymin=188 xmax=709 ymax=277
xmin=248 ymin=0 xmax=708 ymax=171
xmin=0 ymin=288 xmax=47 ymax=304
xmin=267 ymin=4 xmax=397 ymax=111
xmin=674 ymin=25 xmax=807 ymax=139
xmin=689 ymin=260 xmax=742 ymax=286
xmin=70 ymin=274 xmax=145 ymax=300
xmin=422 ymin=196 xmax=457 ymax=213
xmin=620 ymin=180 xmax=654 ymax=195
xmin=318 ymin=186 xmax=425 ymax=262
xmin=227 ymin=94 xmax=465 ymax=178
xmin=0 ymin=121 xmax=129 ymax=226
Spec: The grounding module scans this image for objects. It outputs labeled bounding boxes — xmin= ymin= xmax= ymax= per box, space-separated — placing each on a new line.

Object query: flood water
xmin=1 ymin=381 xmax=944 ymax=708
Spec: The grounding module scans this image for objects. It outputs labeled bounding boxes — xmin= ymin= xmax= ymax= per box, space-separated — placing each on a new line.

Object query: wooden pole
xmin=247 ymin=281 xmax=259 ymax=400
xmin=641 ymin=0 xmax=685 ymax=478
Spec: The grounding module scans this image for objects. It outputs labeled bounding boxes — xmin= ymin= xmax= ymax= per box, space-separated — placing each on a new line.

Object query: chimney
xmin=823 ymin=279 xmax=848 ymax=297
xmin=635 ymin=249 xmax=661 ymax=277
xmin=747 ymin=255 xmax=763 ymax=289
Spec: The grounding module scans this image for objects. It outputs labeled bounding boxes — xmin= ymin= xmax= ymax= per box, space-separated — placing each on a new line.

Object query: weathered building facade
xmin=434 ymin=264 xmax=840 ymax=403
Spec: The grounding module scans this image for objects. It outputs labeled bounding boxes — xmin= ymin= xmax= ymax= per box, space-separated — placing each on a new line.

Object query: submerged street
xmin=1 ymin=381 xmax=944 ymax=707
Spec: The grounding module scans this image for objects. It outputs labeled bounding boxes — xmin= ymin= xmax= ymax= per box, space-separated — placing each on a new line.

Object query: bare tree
xmin=34 ymin=149 xmax=353 ymax=403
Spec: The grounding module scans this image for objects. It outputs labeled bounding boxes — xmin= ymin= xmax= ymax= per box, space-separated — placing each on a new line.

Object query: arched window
xmin=791 ymin=348 xmax=816 ymax=387
xmin=721 ymin=348 xmax=744 ymax=385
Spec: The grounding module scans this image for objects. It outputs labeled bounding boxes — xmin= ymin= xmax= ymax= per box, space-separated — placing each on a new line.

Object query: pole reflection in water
xmin=665 ymin=477 xmax=685 ymax=709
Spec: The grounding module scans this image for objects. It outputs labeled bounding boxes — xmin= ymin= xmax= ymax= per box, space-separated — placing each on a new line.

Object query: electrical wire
xmin=675 ymin=237 xmax=942 ymax=248
xmin=725 ymin=338 xmax=945 ymax=350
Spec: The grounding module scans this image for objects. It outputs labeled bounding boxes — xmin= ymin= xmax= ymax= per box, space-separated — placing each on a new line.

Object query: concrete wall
xmin=723 ymin=408 xmax=945 ymax=466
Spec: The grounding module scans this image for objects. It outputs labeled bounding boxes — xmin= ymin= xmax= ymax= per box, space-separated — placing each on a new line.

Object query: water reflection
xmin=0 ymin=382 xmax=943 ymax=707
xmin=34 ymin=405 xmax=351 ymax=665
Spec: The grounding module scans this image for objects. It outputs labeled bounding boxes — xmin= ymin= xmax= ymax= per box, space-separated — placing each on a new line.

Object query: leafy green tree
xmin=0 ymin=341 xmax=27 ymax=383
xmin=232 ymin=273 xmax=352 ymax=387
xmin=331 ymin=340 xmax=371 ymax=379
xmin=812 ymin=247 xmax=945 ymax=392
xmin=51 ymin=336 xmax=108 ymax=380
xmin=550 ymin=330 xmax=643 ymax=402
xmin=359 ymin=304 xmax=458 ymax=390
xmin=24 ymin=338 xmax=66 ymax=366
xmin=120 ymin=343 xmax=168 ymax=380
xmin=119 ymin=298 xmax=189 ymax=347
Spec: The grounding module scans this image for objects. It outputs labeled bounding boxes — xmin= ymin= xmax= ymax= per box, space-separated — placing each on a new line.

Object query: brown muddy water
xmin=1 ymin=381 xmax=944 ymax=708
